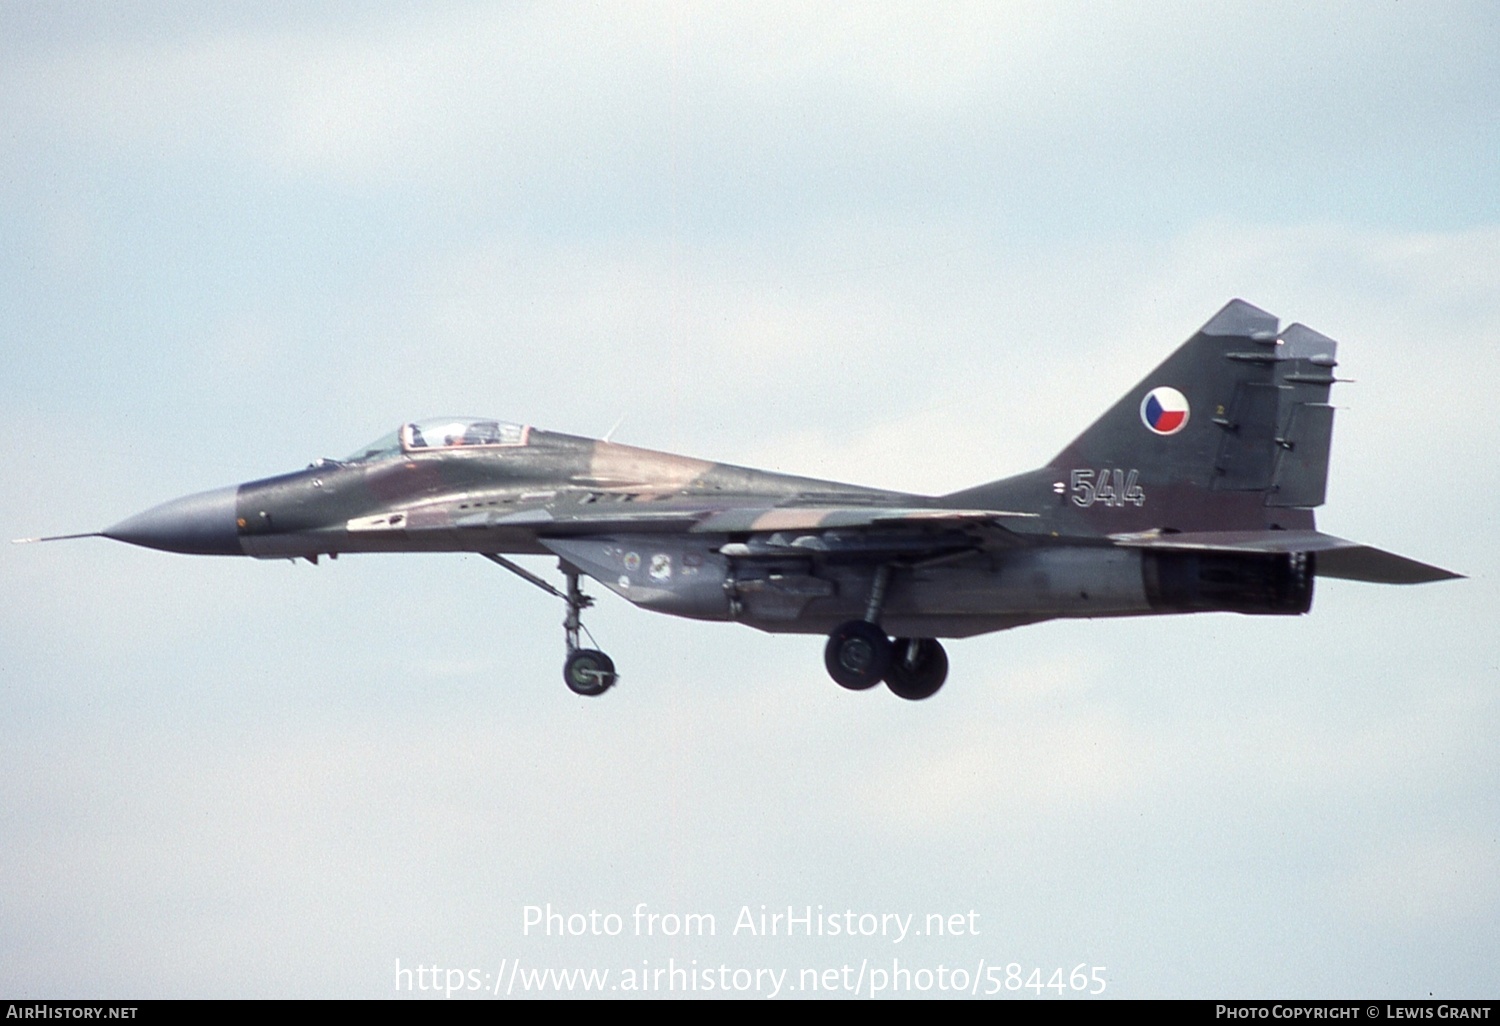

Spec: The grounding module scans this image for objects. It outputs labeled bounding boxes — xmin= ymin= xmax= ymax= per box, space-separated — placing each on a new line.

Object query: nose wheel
xmin=564 ymin=648 xmax=617 ymax=696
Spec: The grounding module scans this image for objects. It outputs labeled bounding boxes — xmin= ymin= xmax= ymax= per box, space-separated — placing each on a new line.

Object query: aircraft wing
xmin=688 ymin=506 xmax=1037 ymax=534
xmin=347 ymin=501 xmax=1036 ymax=542
xmin=1107 ymin=529 xmax=1463 ymax=584
xmin=347 ymin=505 xmax=708 ymax=535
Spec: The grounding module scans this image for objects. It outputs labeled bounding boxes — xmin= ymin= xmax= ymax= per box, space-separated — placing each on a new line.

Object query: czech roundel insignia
xmin=1140 ymin=386 xmax=1190 ymax=435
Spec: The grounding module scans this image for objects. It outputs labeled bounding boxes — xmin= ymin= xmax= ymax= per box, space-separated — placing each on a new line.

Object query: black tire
xmin=885 ymin=638 xmax=948 ymax=701
xmin=824 ymin=620 xmax=893 ymax=690
xmin=564 ymin=649 xmax=617 ymax=696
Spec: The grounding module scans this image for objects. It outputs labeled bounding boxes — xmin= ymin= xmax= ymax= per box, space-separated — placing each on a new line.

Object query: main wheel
xmin=885 ymin=638 xmax=948 ymax=701
xmin=824 ymin=620 xmax=893 ymax=690
xmin=563 ymin=649 xmax=617 ymax=696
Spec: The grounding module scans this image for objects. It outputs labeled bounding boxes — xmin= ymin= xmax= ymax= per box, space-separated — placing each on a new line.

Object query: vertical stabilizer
xmin=947 ymin=300 xmax=1345 ymax=535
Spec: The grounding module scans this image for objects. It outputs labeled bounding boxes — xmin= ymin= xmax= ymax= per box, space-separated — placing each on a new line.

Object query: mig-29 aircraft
xmin=21 ymin=300 xmax=1459 ymax=700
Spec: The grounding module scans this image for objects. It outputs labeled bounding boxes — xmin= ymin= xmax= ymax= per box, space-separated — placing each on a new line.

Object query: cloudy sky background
xmin=2 ymin=1 xmax=1497 ymax=998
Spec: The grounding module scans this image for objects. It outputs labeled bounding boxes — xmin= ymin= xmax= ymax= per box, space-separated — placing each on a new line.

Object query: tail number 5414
xmin=1070 ymin=468 xmax=1145 ymax=508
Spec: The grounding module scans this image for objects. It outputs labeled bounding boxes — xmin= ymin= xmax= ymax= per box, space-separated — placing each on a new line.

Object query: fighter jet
xmin=21 ymin=300 xmax=1459 ymax=699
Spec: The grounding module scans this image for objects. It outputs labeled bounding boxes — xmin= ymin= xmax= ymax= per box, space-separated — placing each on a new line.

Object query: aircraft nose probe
xmin=14 ymin=484 xmax=243 ymax=556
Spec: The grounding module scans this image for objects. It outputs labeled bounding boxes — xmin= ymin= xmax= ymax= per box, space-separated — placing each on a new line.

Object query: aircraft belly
xmin=740 ymin=614 xmax=1050 ymax=639
xmin=825 ymin=548 xmax=1152 ymax=620
xmin=734 ymin=549 xmax=1153 ymax=637
xmin=242 ymin=531 xmax=335 ymax=558
xmin=542 ymin=535 xmax=1154 ymax=634
xmin=917 ymin=548 xmax=1147 ymax=614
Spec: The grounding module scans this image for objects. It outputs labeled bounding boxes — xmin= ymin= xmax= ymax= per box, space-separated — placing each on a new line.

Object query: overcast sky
xmin=2 ymin=1 xmax=1497 ymax=999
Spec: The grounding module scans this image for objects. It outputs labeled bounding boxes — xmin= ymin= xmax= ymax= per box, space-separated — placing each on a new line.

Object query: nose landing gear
xmin=560 ymin=564 xmax=616 ymax=696
xmin=482 ymin=553 xmax=617 ymax=697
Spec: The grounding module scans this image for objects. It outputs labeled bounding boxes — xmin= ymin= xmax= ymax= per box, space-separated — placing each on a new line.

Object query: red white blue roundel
xmin=1140 ymin=386 xmax=1190 ymax=435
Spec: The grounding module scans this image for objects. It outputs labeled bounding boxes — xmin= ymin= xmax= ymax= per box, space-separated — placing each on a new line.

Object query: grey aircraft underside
xmin=21 ymin=300 xmax=1460 ymax=699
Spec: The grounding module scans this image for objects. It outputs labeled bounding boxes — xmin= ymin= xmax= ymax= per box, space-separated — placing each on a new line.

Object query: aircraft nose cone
xmin=103 ymin=484 xmax=243 ymax=555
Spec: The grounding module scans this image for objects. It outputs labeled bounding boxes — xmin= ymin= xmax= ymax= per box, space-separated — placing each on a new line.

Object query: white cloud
xmin=7 ymin=1 xmax=1493 ymax=198
xmin=1341 ymin=837 xmax=1500 ymax=928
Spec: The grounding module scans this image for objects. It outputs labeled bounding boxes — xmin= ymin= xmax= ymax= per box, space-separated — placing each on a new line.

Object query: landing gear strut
xmin=825 ymin=564 xmax=895 ymax=690
xmin=482 ymin=553 xmax=617 ymax=697
xmin=885 ymin=637 xmax=948 ymax=701
xmin=560 ymin=564 xmax=616 ymax=696
xmin=823 ymin=564 xmax=948 ymax=699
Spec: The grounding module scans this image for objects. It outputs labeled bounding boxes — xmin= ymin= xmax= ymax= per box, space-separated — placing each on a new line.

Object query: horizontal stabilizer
xmin=1108 ymin=530 xmax=1462 ymax=584
xmin=1312 ymin=545 xmax=1464 ymax=585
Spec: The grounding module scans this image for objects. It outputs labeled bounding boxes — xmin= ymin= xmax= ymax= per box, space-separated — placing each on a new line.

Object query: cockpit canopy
xmin=344 ymin=418 xmax=531 ymax=462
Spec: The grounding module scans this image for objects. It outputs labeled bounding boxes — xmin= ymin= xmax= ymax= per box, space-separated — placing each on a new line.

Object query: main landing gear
xmin=884 ymin=637 xmax=949 ymax=701
xmin=823 ymin=565 xmax=949 ymax=700
xmin=825 ymin=625 xmax=948 ymax=700
xmin=482 ymin=554 xmax=618 ymax=697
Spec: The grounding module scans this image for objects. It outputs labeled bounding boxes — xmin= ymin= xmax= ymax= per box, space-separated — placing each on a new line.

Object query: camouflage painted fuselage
xmin=90 ymin=300 xmax=1459 ymax=644
xmin=236 ymin=428 xmax=901 ymax=559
